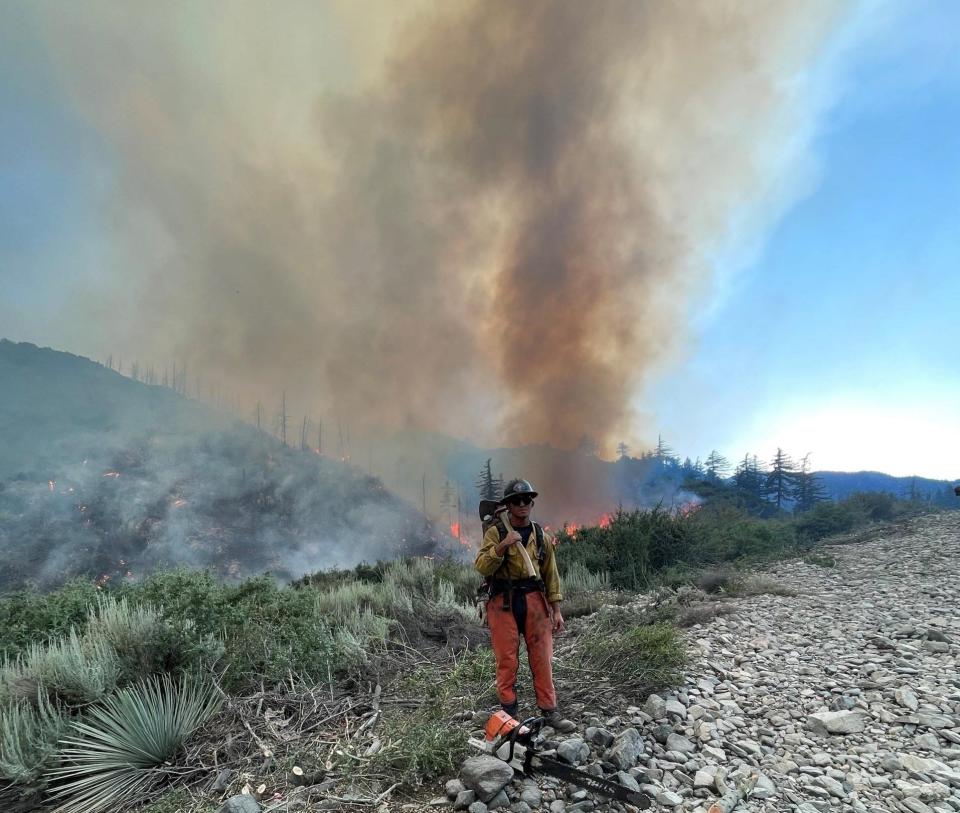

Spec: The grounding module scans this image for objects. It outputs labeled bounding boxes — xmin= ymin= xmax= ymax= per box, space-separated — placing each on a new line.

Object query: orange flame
xmin=102 ymin=471 xmax=120 ymax=478
xmin=598 ymin=513 xmax=613 ymax=529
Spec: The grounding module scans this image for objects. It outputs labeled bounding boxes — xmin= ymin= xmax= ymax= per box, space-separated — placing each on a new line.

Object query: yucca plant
xmin=0 ymin=692 xmax=67 ymax=787
xmin=47 ymin=674 xmax=222 ymax=813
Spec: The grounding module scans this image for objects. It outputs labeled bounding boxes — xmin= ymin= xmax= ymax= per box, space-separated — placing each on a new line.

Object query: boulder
xmin=220 ymin=797 xmax=261 ymax=813
xmin=556 ymin=738 xmax=590 ymax=766
xmin=644 ymin=694 xmax=667 ymax=720
xmin=606 ymin=727 xmax=644 ymax=771
xmin=455 ymin=790 xmax=477 ymax=810
xmin=461 ymin=755 xmax=514 ymax=803
xmin=807 ymin=710 xmax=870 ymax=735
xmin=665 ymin=733 xmax=696 ymax=753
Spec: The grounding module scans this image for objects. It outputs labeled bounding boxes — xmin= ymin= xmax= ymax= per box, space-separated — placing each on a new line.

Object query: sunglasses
xmin=508 ymin=496 xmax=533 ymax=506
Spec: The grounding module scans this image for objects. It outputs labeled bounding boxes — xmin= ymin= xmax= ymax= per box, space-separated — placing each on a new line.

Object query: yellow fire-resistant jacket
xmin=475 ymin=522 xmax=563 ymax=603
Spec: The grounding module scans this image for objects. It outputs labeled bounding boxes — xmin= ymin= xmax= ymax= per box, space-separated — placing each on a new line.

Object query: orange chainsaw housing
xmin=484 ymin=710 xmax=529 ymax=743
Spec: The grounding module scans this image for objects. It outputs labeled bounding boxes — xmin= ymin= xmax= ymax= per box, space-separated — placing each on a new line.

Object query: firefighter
xmin=475 ymin=478 xmax=576 ymax=733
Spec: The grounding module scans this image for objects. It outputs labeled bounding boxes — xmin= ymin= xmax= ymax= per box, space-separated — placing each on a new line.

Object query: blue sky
xmin=1 ymin=1 xmax=958 ymax=480
xmin=650 ymin=1 xmax=960 ymax=478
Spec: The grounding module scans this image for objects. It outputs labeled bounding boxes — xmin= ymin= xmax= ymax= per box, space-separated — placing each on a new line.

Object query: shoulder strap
xmin=493 ymin=521 xmax=545 ymax=572
xmin=533 ymin=521 xmax=546 ymax=568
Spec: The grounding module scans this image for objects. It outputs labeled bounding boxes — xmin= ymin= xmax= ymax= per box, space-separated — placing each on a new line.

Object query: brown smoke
xmin=38 ymin=0 xmax=847 ymax=452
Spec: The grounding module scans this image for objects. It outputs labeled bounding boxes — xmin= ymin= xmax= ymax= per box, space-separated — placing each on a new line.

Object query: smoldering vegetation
xmin=0 ymin=341 xmax=443 ymax=591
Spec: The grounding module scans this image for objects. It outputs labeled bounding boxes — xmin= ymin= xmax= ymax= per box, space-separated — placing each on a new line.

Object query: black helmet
xmin=502 ymin=478 xmax=538 ymax=501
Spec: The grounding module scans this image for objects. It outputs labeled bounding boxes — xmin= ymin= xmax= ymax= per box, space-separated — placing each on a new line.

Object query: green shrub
xmin=576 ymin=609 xmax=686 ymax=692
xmin=0 ymin=693 xmax=66 ymax=788
xmin=563 ymin=562 xmax=610 ymax=594
xmin=676 ymin=603 xmax=735 ymax=628
xmin=695 ymin=569 xmax=741 ymax=595
xmin=845 ymin=491 xmax=896 ymax=522
xmin=794 ymin=501 xmax=857 ymax=543
xmin=0 ymin=580 xmax=102 ymax=661
xmin=371 ymin=665 xmax=470 ymax=784
xmin=11 ymin=630 xmax=119 ymax=708
xmin=803 ymin=552 xmax=836 ymax=568
xmin=733 ymin=576 xmax=798 ymax=598
xmin=85 ymin=597 xmax=221 ymax=685
xmin=561 ymin=507 xmax=695 ymax=590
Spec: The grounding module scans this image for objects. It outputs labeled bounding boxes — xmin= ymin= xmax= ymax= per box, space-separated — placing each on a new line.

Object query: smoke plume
xmin=36 ymin=0 xmax=848 ymax=451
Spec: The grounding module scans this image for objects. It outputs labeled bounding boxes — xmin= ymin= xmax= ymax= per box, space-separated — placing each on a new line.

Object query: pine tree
xmin=765 ymin=448 xmax=797 ymax=509
xmin=654 ymin=435 xmax=675 ymax=462
xmin=734 ymin=454 xmax=764 ymax=500
xmin=616 ymin=441 xmax=630 ymax=460
xmin=475 ymin=458 xmax=499 ymax=501
xmin=704 ymin=450 xmax=730 ymax=481
xmin=792 ymin=453 xmax=828 ymax=512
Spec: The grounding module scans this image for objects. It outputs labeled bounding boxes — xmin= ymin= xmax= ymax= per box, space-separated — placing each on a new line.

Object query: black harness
xmin=487 ymin=520 xmax=547 ymax=613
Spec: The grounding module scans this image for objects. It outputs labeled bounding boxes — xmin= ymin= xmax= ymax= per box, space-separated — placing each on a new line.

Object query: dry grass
xmin=676 ymin=602 xmax=737 ymax=628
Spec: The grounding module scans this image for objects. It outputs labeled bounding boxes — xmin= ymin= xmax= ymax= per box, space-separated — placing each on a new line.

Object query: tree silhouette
xmin=792 ymin=453 xmax=827 ymax=512
xmin=765 ymin=448 xmax=797 ymax=509
xmin=704 ymin=450 xmax=730 ymax=481
xmin=475 ymin=459 xmax=499 ymax=501
xmin=734 ymin=454 xmax=765 ymax=500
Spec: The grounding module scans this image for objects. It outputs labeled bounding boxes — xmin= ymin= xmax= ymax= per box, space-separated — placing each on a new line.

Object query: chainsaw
xmin=469 ymin=711 xmax=651 ymax=809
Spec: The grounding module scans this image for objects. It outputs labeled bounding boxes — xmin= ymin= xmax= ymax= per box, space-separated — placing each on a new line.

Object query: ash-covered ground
xmin=0 ymin=341 xmax=446 ymax=590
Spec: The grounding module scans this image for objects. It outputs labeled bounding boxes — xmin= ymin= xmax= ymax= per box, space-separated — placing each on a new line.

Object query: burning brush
xmin=469 ymin=711 xmax=651 ymax=808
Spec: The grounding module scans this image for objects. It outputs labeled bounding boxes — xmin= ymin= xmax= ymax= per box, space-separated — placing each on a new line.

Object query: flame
xmin=678 ymin=500 xmax=702 ymax=517
xmin=450 ymin=522 xmax=460 ymax=538
xmin=48 ymin=480 xmax=55 ymax=492
xmin=597 ymin=513 xmax=613 ymax=529
xmin=102 ymin=471 xmax=120 ymax=478
xmin=172 ymin=498 xmax=188 ymax=508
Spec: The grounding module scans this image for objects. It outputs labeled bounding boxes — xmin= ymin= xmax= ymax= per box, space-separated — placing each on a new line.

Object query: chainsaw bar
xmin=527 ymin=754 xmax=651 ymax=809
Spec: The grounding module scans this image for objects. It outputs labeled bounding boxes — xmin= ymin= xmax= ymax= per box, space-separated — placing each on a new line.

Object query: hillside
xmin=0 ymin=341 xmax=441 ymax=591
xmin=818 ymin=470 xmax=957 ymax=504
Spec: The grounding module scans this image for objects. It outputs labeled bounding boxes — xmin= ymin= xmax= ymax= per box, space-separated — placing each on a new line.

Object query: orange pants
xmin=487 ymin=588 xmax=557 ymax=711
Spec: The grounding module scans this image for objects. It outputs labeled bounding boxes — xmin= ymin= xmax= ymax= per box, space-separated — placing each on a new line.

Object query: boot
xmin=540 ymin=708 xmax=576 ymax=734
xmin=501 ymin=701 xmax=518 ymax=718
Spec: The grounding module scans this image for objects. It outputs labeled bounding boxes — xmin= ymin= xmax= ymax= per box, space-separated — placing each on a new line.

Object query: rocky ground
xmin=444 ymin=511 xmax=960 ymax=813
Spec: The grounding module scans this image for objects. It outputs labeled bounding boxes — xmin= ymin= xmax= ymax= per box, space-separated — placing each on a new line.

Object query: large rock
xmin=644 ymin=694 xmax=667 ymax=720
xmin=665 ymin=733 xmax=696 ymax=753
xmin=655 ymin=789 xmax=683 ymax=806
xmin=519 ymin=785 xmax=542 ymax=808
xmin=461 ymin=755 xmax=514 ymax=803
xmin=665 ymin=699 xmax=686 ymax=719
xmin=585 ymin=726 xmax=614 ymax=748
xmin=447 ymin=779 xmax=467 ymax=799
xmin=220 ymin=797 xmax=261 ymax=813
xmin=807 ymin=710 xmax=871 ymax=735
xmin=556 ymin=737 xmax=590 ymax=765
xmin=455 ymin=790 xmax=477 ymax=810
xmin=606 ymin=727 xmax=645 ymax=771
xmin=895 ymin=687 xmax=919 ymax=710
